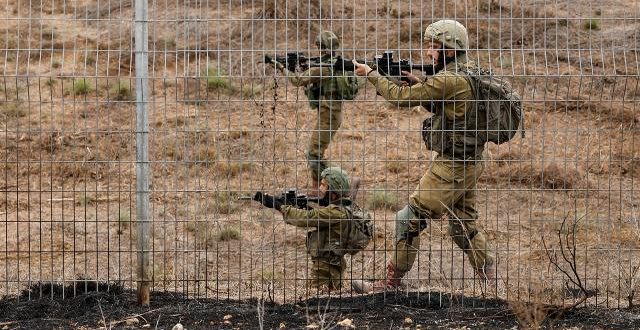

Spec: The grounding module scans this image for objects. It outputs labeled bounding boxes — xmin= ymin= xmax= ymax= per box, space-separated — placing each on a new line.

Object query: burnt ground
xmin=1 ymin=282 xmax=640 ymax=329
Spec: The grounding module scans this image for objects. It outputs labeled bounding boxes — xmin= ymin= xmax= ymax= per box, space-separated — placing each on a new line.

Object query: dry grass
xmin=0 ymin=102 xmax=27 ymax=120
xmin=485 ymin=148 xmax=593 ymax=191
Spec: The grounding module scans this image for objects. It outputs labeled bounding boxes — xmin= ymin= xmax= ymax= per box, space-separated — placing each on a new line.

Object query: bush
xmin=73 ymin=79 xmax=92 ymax=95
xmin=205 ymin=67 xmax=232 ymax=91
xmin=583 ymin=19 xmax=600 ymax=30
xmin=217 ymin=227 xmax=240 ymax=242
xmin=367 ymin=189 xmax=399 ymax=210
xmin=110 ymin=80 xmax=133 ymax=101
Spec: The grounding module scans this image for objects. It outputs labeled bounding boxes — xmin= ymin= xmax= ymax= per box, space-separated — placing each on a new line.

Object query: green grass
xmin=366 ymin=189 xmax=399 ymax=210
xmin=73 ymin=79 xmax=92 ymax=95
xmin=217 ymin=227 xmax=240 ymax=242
xmin=117 ymin=211 xmax=131 ymax=235
xmin=84 ymin=53 xmax=96 ymax=66
xmin=110 ymin=80 xmax=133 ymax=101
xmin=205 ymin=67 xmax=232 ymax=91
xmin=583 ymin=19 xmax=600 ymax=30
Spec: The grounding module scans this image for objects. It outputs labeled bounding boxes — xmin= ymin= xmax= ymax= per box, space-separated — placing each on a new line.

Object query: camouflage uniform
xmin=352 ymin=21 xmax=494 ymax=293
xmin=366 ymin=57 xmax=494 ymax=274
xmin=275 ymin=31 xmax=351 ymax=183
xmin=278 ymin=167 xmax=369 ymax=290
xmin=280 ymin=201 xmax=353 ymax=290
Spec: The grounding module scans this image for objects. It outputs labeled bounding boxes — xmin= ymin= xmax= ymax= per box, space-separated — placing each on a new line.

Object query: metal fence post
xmin=134 ymin=0 xmax=151 ymax=306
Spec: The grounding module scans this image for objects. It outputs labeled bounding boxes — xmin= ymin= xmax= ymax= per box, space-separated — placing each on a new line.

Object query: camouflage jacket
xmin=367 ymin=54 xmax=485 ymax=160
xmin=279 ymin=62 xmax=344 ymax=110
xmin=280 ymin=199 xmax=353 ymax=257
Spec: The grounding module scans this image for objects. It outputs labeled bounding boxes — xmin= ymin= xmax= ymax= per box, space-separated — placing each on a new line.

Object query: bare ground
xmin=1 ymin=282 xmax=640 ymax=329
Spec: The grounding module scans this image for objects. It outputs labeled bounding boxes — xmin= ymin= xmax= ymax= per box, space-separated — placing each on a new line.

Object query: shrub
xmin=73 ymin=79 xmax=92 ymax=95
xmin=205 ymin=67 xmax=232 ymax=91
xmin=110 ymin=80 xmax=133 ymax=101
xmin=367 ymin=189 xmax=399 ymax=210
xmin=217 ymin=227 xmax=240 ymax=242
xmin=583 ymin=19 xmax=600 ymax=30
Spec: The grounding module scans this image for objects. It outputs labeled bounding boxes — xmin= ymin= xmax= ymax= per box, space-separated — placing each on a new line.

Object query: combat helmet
xmin=315 ymin=31 xmax=340 ymax=51
xmin=424 ymin=20 xmax=469 ymax=50
xmin=320 ymin=167 xmax=350 ymax=197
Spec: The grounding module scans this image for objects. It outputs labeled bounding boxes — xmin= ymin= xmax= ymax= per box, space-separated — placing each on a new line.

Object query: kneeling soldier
xmin=252 ymin=167 xmax=372 ymax=292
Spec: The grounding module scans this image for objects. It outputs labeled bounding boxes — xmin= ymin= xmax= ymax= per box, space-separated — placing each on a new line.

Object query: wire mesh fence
xmin=1 ymin=0 xmax=638 ymax=310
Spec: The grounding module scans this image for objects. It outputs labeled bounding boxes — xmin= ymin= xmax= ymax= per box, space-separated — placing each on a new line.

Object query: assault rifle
xmin=269 ymin=53 xmax=322 ymax=72
xmin=308 ymin=51 xmax=435 ymax=84
xmin=266 ymin=51 xmax=434 ymax=84
xmin=238 ymin=189 xmax=322 ymax=210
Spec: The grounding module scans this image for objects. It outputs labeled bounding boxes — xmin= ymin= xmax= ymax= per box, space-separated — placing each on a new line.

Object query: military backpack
xmin=304 ymin=61 xmax=359 ymax=108
xmin=463 ymin=66 xmax=524 ymax=144
xmin=421 ymin=67 xmax=523 ymax=157
xmin=340 ymin=204 xmax=373 ymax=255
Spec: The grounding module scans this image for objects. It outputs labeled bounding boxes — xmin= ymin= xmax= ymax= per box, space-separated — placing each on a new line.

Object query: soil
xmin=2 ymin=282 xmax=640 ymax=329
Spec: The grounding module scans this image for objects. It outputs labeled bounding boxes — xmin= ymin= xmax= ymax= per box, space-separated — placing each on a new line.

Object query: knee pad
xmin=395 ymin=204 xmax=429 ymax=245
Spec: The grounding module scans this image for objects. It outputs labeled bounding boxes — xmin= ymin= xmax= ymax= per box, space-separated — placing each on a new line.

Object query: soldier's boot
xmin=348 ymin=176 xmax=362 ymax=200
xmin=310 ymin=260 xmax=343 ymax=294
xmin=351 ymin=263 xmax=404 ymax=294
xmin=304 ymin=152 xmax=326 ymax=198
xmin=474 ymin=262 xmax=496 ymax=283
xmin=306 ymin=177 xmax=322 ymax=198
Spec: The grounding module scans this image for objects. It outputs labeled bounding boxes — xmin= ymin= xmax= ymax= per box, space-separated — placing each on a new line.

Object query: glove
xmin=264 ymin=54 xmax=276 ymax=64
xmin=253 ymin=191 xmax=282 ymax=211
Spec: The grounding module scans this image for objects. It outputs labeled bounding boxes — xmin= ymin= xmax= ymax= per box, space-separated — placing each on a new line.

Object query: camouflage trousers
xmin=305 ymin=105 xmax=343 ymax=181
xmin=392 ymin=157 xmax=494 ymax=274
xmin=306 ymin=228 xmax=346 ymax=290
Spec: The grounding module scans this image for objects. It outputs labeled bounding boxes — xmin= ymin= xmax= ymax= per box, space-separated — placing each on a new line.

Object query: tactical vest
xmin=305 ymin=58 xmax=359 ymax=109
xmin=421 ymin=63 xmax=486 ymax=160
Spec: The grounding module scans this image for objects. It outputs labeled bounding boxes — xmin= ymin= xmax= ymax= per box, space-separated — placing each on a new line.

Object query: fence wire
xmin=1 ymin=0 xmax=639 ymax=309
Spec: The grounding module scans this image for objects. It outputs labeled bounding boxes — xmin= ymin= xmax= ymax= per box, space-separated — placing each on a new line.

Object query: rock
xmin=337 ymin=318 xmax=355 ymax=328
xmin=125 ymin=318 xmax=139 ymax=326
xmin=171 ymin=323 xmax=184 ymax=330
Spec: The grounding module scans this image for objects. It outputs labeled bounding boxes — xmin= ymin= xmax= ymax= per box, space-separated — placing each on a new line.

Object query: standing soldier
xmin=252 ymin=167 xmax=372 ymax=292
xmin=350 ymin=20 xmax=497 ymax=293
xmin=264 ymin=31 xmax=359 ymax=196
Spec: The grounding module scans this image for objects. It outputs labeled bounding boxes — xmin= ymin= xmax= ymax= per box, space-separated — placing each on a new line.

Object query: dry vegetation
xmin=1 ymin=0 xmax=639 ymax=316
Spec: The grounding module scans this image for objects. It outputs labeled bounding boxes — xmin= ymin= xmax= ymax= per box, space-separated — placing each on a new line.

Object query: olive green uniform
xmin=279 ymin=65 xmax=344 ymax=181
xmin=366 ymin=54 xmax=494 ymax=274
xmin=280 ymin=200 xmax=353 ymax=290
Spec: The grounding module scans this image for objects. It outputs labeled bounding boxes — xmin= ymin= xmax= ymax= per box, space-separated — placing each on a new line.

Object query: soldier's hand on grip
xmin=253 ymin=191 xmax=282 ymax=211
xmin=263 ymin=54 xmax=275 ymax=64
